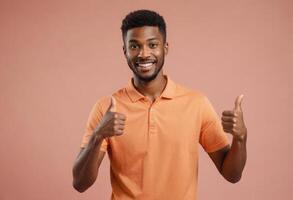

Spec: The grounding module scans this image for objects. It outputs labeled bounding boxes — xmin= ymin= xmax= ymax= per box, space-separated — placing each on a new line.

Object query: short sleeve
xmin=199 ymin=96 xmax=229 ymax=153
xmin=80 ymin=100 xmax=109 ymax=152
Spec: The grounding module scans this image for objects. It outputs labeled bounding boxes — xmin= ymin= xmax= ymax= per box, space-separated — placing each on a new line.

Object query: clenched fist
xmin=222 ymin=94 xmax=247 ymax=141
xmin=94 ymin=97 xmax=126 ymax=139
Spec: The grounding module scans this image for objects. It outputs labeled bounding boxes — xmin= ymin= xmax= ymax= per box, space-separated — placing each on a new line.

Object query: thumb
xmin=107 ymin=96 xmax=116 ymax=112
xmin=234 ymin=94 xmax=244 ymax=112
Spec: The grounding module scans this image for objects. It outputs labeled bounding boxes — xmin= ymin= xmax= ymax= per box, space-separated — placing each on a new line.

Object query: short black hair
xmin=121 ymin=9 xmax=167 ymax=42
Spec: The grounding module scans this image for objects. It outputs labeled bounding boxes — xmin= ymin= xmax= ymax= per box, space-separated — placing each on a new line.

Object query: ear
xmin=123 ymin=45 xmax=127 ymax=56
xmin=164 ymin=42 xmax=169 ymax=55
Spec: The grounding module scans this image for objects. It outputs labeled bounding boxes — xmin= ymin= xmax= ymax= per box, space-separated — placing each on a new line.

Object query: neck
xmin=133 ymin=73 xmax=167 ymax=102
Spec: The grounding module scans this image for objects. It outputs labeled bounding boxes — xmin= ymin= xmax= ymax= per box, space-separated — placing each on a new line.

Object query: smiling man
xmin=72 ymin=10 xmax=247 ymax=200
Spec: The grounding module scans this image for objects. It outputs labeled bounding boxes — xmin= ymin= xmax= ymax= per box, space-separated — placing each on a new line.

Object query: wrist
xmin=93 ymin=125 xmax=105 ymax=139
xmin=95 ymin=132 xmax=104 ymax=140
xmin=88 ymin=130 xmax=105 ymax=148
xmin=233 ymin=132 xmax=247 ymax=143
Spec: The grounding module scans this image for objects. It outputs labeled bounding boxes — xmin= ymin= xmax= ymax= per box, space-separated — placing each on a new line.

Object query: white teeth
xmin=138 ymin=63 xmax=153 ymax=68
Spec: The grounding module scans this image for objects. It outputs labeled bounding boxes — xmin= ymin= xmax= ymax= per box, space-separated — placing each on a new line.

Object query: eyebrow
xmin=128 ymin=38 xmax=159 ymax=43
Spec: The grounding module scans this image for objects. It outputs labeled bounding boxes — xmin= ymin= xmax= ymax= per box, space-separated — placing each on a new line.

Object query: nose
xmin=138 ymin=45 xmax=150 ymax=58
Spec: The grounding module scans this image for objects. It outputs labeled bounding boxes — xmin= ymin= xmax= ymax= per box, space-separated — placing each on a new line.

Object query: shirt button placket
xmin=149 ymin=107 xmax=156 ymax=134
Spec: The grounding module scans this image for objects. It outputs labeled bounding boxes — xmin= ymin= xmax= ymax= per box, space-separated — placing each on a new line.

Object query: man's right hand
xmin=73 ymin=97 xmax=124 ymax=192
xmin=94 ymin=96 xmax=126 ymax=138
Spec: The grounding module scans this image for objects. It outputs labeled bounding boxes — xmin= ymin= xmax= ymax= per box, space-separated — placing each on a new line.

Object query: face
xmin=123 ymin=26 xmax=168 ymax=82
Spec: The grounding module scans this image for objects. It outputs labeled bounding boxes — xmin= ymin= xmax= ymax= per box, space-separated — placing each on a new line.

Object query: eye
xmin=149 ymin=43 xmax=158 ymax=49
xmin=129 ymin=44 xmax=139 ymax=50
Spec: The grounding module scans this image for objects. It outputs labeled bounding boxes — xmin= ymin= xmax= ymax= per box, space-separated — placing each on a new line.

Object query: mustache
xmin=135 ymin=59 xmax=156 ymax=64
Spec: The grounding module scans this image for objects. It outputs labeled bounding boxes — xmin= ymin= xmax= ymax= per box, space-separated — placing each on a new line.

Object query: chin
xmin=136 ymin=72 xmax=159 ymax=82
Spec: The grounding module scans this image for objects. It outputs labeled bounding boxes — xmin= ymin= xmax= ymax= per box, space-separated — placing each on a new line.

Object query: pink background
xmin=0 ymin=0 xmax=292 ymax=199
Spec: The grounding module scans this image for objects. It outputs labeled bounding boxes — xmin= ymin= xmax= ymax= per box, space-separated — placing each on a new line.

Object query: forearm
xmin=221 ymin=135 xmax=247 ymax=183
xmin=72 ymin=134 xmax=104 ymax=192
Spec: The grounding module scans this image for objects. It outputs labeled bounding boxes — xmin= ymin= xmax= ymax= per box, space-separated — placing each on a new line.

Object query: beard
xmin=127 ymin=57 xmax=165 ymax=82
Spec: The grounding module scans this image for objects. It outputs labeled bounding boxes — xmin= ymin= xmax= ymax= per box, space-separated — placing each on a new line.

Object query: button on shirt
xmin=81 ymin=76 xmax=229 ymax=200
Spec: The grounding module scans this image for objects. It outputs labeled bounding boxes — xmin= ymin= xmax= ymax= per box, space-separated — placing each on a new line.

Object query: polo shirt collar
xmin=126 ymin=75 xmax=177 ymax=102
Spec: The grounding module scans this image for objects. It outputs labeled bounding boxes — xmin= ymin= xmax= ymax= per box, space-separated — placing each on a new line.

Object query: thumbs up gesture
xmin=94 ymin=97 xmax=126 ymax=139
xmin=222 ymin=95 xmax=247 ymax=141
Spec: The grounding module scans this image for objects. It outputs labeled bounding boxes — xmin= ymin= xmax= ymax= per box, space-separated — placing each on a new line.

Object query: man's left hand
xmin=221 ymin=94 xmax=247 ymax=141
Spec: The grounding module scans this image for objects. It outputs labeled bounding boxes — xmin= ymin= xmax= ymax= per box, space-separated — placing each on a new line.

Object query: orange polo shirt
xmin=81 ymin=76 xmax=229 ymax=200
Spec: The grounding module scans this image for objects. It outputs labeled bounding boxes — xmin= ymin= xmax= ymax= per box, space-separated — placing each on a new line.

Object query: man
xmin=72 ymin=10 xmax=247 ymax=199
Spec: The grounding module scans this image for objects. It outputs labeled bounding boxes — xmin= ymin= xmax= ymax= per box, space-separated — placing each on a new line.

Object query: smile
xmin=136 ymin=61 xmax=156 ymax=67
xmin=135 ymin=61 xmax=156 ymax=72
xmin=138 ymin=63 xmax=153 ymax=68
